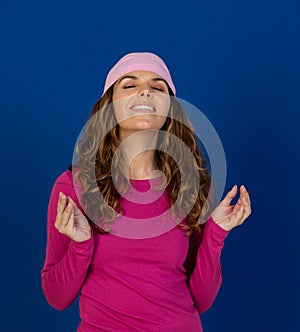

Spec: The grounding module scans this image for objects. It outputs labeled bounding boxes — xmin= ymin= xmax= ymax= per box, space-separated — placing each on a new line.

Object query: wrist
xmin=208 ymin=215 xmax=231 ymax=236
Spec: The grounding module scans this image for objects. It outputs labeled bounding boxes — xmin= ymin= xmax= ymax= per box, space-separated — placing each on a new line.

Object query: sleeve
xmin=188 ymin=215 xmax=230 ymax=314
xmin=41 ymin=171 xmax=95 ymax=311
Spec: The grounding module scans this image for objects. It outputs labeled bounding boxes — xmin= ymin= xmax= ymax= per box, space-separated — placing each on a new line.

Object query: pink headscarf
xmin=102 ymin=52 xmax=176 ymax=96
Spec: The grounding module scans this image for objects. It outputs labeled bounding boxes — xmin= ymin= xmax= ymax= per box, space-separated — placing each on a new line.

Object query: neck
xmin=129 ymin=151 xmax=159 ymax=180
xmin=119 ymin=130 xmax=160 ymax=180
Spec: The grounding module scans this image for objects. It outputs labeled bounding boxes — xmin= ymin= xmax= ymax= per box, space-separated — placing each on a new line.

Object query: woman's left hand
xmin=211 ymin=185 xmax=252 ymax=231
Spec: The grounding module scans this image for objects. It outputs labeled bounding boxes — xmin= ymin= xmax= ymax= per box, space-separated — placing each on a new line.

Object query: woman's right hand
xmin=55 ymin=192 xmax=92 ymax=242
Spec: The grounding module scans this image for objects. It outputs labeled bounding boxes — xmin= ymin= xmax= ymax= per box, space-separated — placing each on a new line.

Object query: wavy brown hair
xmin=69 ymin=85 xmax=213 ymax=236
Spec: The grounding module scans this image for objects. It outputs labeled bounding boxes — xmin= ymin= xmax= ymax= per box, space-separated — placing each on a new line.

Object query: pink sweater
xmin=41 ymin=170 xmax=230 ymax=332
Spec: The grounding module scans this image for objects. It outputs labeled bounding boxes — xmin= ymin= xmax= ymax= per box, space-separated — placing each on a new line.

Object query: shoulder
xmin=48 ymin=169 xmax=74 ymax=198
xmin=51 ymin=169 xmax=82 ymax=208
xmin=53 ymin=169 xmax=82 ymax=191
xmin=50 ymin=169 xmax=76 ymax=201
xmin=54 ymin=169 xmax=73 ymax=186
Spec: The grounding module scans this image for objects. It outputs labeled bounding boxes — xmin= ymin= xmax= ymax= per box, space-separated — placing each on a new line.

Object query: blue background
xmin=1 ymin=0 xmax=299 ymax=331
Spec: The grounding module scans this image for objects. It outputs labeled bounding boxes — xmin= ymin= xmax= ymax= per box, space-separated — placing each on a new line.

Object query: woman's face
xmin=112 ymin=70 xmax=171 ymax=140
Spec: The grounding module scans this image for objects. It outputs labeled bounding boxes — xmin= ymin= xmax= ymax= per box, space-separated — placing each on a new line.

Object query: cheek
xmin=157 ymin=97 xmax=171 ymax=117
xmin=156 ymin=115 xmax=168 ymax=129
xmin=164 ymin=101 xmax=171 ymax=115
xmin=113 ymin=105 xmax=122 ymax=122
xmin=113 ymin=100 xmax=129 ymax=123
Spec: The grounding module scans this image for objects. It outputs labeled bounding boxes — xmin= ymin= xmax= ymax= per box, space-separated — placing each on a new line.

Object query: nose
xmin=138 ymin=89 xmax=152 ymax=98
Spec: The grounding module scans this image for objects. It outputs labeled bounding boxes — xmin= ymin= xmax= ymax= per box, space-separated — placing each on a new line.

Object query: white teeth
xmin=132 ymin=105 xmax=155 ymax=111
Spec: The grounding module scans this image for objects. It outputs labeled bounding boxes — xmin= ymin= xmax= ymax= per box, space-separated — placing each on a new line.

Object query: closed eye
xmin=124 ymin=86 xmax=165 ymax=92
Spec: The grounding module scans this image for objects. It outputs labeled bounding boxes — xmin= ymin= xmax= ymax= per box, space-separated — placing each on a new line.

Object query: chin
xmin=119 ymin=117 xmax=166 ymax=131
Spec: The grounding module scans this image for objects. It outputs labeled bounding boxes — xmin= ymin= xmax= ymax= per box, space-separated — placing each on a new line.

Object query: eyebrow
xmin=117 ymin=75 xmax=168 ymax=87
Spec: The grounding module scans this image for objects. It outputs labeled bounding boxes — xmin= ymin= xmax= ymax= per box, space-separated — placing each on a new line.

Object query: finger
xmin=65 ymin=207 xmax=75 ymax=235
xmin=234 ymin=203 xmax=245 ymax=225
xmin=241 ymin=191 xmax=251 ymax=208
xmin=233 ymin=186 xmax=250 ymax=210
xmin=240 ymin=207 xmax=251 ymax=225
xmin=239 ymin=193 xmax=253 ymax=224
xmin=240 ymin=184 xmax=247 ymax=192
xmin=242 ymin=195 xmax=252 ymax=218
xmin=219 ymin=185 xmax=238 ymax=207
xmin=242 ymin=193 xmax=250 ymax=205
xmin=57 ymin=200 xmax=73 ymax=233
xmin=241 ymin=185 xmax=251 ymax=204
xmin=55 ymin=192 xmax=67 ymax=229
xmin=62 ymin=200 xmax=73 ymax=227
xmin=67 ymin=196 xmax=80 ymax=214
xmin=243 ymin=206 xmax=252 ymax=221
xmin=232 ymin=194 xmax=243 ymax=215
xmin=56 ymin=193 xmax=70 ymax=229
xmin=240 ymin=184 xmax=249 ymax=194
xmin=232 ymin=197 xmax=243 ymax=215
xmin=246 ymin=193 xmax=251 ymax=206
xmin=56 ymin=193 xmax=64 ymax=216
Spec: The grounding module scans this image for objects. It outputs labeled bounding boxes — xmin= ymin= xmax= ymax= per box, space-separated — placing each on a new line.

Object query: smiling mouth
xmin=130 ymin=104 xmax=156 ymax=113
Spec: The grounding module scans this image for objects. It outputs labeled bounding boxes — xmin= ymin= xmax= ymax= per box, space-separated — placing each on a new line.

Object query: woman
xmin=41 ymin=52 xmax=251 ymax=331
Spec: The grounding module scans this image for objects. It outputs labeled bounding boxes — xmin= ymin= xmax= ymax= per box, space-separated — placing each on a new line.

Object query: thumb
xmin=219 ymin=185 xmax=238 ymax=207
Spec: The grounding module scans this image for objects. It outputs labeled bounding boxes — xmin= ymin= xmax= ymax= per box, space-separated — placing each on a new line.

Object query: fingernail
xmin=232 ymin=185 xmax=237 ymax=190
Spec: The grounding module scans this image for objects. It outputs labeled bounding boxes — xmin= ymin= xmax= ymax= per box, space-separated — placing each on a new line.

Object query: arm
xmin=188 ymin=216 xmax=229 ymax=314
xmin=41 ymin=172 xmax=94 ymax=310
xmin=188 ymin=184 xmax=252 ymax=314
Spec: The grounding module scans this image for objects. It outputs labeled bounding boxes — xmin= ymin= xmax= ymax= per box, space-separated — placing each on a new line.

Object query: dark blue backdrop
xmin=1 ymin=0 xmax=299 ymax=331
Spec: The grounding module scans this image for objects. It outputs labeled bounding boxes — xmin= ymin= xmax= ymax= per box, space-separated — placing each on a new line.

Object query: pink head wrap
xmin=102 ymin=52 xmax=176 ymax=96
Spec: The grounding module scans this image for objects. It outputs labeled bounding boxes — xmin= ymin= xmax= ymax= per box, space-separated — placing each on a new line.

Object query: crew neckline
xmin=129 ymin=175 xmax=165 ymax=188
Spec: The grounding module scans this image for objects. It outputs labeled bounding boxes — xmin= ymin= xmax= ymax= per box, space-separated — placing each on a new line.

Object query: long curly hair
xmin=69 ymin=84 xmax=213 ymax=236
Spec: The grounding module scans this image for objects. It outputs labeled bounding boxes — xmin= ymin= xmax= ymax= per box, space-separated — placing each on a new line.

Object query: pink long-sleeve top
xmin=41 ymin=170 xmax=230 ymax=332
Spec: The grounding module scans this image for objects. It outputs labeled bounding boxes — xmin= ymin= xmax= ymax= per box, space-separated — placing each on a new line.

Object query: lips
xmin=130 ymin=103 xmax=156 ymax=113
